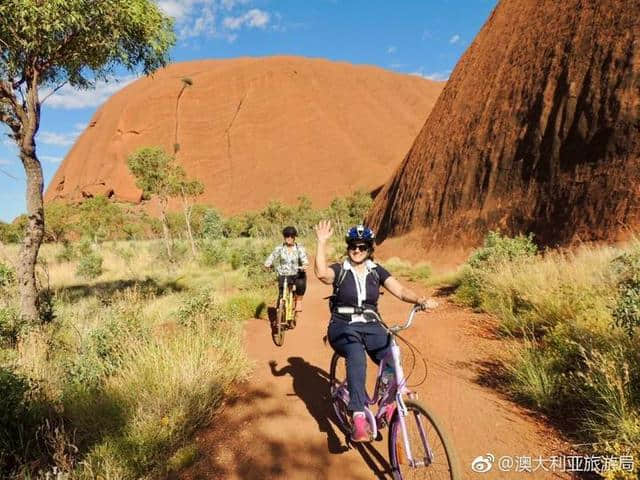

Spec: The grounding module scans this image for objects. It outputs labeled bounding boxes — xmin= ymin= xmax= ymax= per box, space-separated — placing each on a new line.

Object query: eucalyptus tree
xmin=0 ymin=0 xmax=175 ymax=322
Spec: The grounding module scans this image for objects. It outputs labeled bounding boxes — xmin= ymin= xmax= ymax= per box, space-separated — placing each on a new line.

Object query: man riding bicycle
xmin=314 ymin=220 xmax=437 ymax=442
xmin=264 ymin=226 xmax=310 ymax=312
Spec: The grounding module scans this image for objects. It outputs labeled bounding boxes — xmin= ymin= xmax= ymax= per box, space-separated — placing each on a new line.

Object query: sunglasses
xmin=348 ymin=244 xmax=370 ymax=252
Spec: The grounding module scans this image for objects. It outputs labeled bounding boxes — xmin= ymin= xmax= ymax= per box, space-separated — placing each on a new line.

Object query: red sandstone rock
xmin=45 ymin=56 xmax=443 ymax=214
xmin=368 ymin=0 xmax=640 ymax=247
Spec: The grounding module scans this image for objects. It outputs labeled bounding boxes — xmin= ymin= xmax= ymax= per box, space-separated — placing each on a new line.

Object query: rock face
xmin=368 ymin=0 xmax=640 ymax=247
xmin=45 ymin=56 xmax=443 ymax=213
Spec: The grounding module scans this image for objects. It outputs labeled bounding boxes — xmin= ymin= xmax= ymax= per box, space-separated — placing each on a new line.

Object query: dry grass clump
xmin=0 ymin=239 xmax=267 ymax=479
xmin=456 ymin=233 xmax=640 ymax=470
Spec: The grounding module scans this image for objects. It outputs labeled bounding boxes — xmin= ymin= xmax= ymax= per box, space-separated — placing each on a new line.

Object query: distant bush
xmin=176 ymin=291 xmax=215 ymax=327
xmin=229 ymin=240 xmax=270 ymax=270
xmin=202 ymin=208 xmax=224 ymax=240
xmin=0 ymin=216 xmax=26 ymax=244
xmin=467 ymin=231 xmax=537 ymax=270
xmin=456 ymin=231 xmax=538 ymax=309
xmin=611 ymin=249 xmax=640 ymax=336
xmin=76 ymin=250 xmax=103 ymax=280
xmin=0 ymin=306 xmax=25 ymax=347
xmin=0 ymin=261 xmax=15 ymax=287
xmin=55 ymin=240 xmax=76 ymax=263
xmin=200 ymin=239 xmax=229 ymax=267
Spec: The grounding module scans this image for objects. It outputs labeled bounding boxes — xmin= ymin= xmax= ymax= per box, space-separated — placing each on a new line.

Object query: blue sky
xmin=0 ymin=0 xmax=497 ymax=222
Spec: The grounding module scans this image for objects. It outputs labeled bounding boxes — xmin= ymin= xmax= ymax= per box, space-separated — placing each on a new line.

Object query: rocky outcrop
xmin=45 ymin=56 xmax=444 ymax=214
xmin=368 ymin=0 xmax=640 ymax=247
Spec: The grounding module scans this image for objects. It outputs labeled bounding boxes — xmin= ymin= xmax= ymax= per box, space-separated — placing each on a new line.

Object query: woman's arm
xmin=314 ymin=220 xmax=335 ymax=285
xmin=383 ymin=276 xmax=434 ymax=307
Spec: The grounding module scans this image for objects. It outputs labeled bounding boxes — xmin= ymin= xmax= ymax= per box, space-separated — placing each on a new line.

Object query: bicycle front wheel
xmin=271 ymin=300 xmax=285 ymax=347
xmin=329 ymin=352 xmax=351 ymax=433
xmin=388 ymin=399 xmax=460 ymax=480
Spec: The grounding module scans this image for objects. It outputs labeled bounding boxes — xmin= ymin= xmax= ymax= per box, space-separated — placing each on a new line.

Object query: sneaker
xmin=351 ymin=412 xmax=372 ymax=443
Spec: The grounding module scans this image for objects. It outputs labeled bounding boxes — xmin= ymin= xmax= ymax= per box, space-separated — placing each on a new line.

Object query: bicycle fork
xmin=391 ymin=341 xmax=434 ymax=469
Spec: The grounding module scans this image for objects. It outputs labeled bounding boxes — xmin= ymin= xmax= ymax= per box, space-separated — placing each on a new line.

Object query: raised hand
xmin=314 ymin=220 xmax=334 ymax=243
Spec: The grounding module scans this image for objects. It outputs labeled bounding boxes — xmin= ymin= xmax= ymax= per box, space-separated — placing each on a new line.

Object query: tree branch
xmin=40 ymin=80 xmax=67 ymax=105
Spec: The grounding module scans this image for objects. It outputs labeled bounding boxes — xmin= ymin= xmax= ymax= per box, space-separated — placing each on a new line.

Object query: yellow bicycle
xmin=272 ymin=275 xmax=298 ymax=347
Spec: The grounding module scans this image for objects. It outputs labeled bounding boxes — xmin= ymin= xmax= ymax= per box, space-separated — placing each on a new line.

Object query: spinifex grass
xmin=0 ymin=239 xmax=265 ymax=479
xmin=456 ymin=235 xmax=640 ymax=470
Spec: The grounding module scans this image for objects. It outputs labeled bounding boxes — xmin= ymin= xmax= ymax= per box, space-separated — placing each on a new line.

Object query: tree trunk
xmin=182 ymin=194 xmax=197 ymax=256
xmin=159 ymin=198 xmax=172 ymax=258
xmin=17 ymin=128 xmax=45 ymax=323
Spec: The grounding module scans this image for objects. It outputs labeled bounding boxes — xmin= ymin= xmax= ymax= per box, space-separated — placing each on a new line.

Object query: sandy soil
xmin=180 ymin=274 xmax=576 ymax=480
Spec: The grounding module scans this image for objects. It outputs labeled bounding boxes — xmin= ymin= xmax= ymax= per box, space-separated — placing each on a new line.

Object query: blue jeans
xmin=328 ymin=319 xmax=391 ymax=412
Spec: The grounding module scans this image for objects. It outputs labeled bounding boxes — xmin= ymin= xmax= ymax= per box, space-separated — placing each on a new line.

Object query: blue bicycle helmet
xmin=345 ymin=225 xmax=376 ymax=245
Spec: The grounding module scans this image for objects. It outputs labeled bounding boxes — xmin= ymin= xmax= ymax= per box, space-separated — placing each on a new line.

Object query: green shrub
xmin=229 ymin=240 xmax=269 ymax=270
xmin=202 ymin=209 xmax=224 ymax=239
xmin=55 ymin=240 xmax=76 ymax=263
xmin=200 ymin=240 xmax=228 ymax=267
xmin=467 ymin=230 xmax=537 ymax=270
xmin=0 ymin=306 xmax=25 ymax=347
xmin=611 ymin=251 xmax=640 ymax=335
xmin=76 ymin=251 xmax=104 ymax=280
xmin=456 ymin=231 xmax=538 ymax=309
xmin=176 ymin=291 xmax=214 ymax=327
xmin=0 ymin=261 xmax=15 ymax=287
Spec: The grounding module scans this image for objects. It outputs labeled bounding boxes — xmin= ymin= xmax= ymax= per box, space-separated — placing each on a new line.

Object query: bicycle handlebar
xmin=335 ymin=304 xmax=427 ymax=332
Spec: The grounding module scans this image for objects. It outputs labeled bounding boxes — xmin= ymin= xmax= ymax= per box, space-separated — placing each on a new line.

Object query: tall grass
xmin=456 ymin=233 xmax=640 ymax=473
xmin=0 ymin=239 xmax=267 ymax=479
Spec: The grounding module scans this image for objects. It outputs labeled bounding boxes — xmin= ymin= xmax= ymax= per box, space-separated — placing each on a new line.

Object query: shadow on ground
xmin=54 ymin=277 xmax=184 ymax=304
xmin=176 ymin=357 xmax=395 ymax=480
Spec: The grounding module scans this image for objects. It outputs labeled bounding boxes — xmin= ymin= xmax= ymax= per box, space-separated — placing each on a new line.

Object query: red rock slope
xmin=368 ymin=0 xmax=640 ymax=247
xmin=45 ymin=56 xmax=443 ymax=213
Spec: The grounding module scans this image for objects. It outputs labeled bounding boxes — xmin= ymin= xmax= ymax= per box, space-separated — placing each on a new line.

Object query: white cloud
xmin=180 ymin=4 xmax=217 ymax=37
xmin=38 ymin=124 xmax=86 ymax=147
xmin=156 ymin=1 xmax=272 ymax=39
xmin=449 ymin=34 xmax=460 ymax=44
xmin=221 ymin=0 xmax=250 ymax=10
xmin=41 ymin=75 xmax=137 ymax=110
xmin=387 ymin=46 xmax=397 ymax=54
xmin=410 ymin=69 xmax=451 ymax=81
xmin=157 ymin=0 xmax=189 ymax=19
xmin=40 ymin=155 xmax=63 ymax=163
xmin=38 ymin=132 xmax=77 ymax=147
xmin=223 ymin=9 xmax=270 ymax=30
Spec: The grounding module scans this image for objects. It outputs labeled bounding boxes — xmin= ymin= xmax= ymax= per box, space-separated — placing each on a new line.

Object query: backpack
xmin=328 ymin=264 xmax=380 ymax=312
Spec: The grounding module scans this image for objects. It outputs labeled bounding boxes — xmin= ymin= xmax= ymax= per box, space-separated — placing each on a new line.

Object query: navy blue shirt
xmin=329 ymin=260 xmax=391 ymax=320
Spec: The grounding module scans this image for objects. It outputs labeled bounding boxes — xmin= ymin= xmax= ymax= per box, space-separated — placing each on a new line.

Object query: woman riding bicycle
xmin=314 ymin=220 xmax=436 ymax=443
xmin=265 ymin=226 xmax=309 ymax=312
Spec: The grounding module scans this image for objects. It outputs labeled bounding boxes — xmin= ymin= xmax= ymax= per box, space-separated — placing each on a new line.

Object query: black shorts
xmin=278 ymin=272 xmax=307 ymax=296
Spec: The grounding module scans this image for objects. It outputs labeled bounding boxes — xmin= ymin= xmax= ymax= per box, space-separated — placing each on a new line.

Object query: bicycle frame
xmin=334 ymin=305 xmax=431 ymax=468
xmin=280 ymin=277 xmax=296 ymax=322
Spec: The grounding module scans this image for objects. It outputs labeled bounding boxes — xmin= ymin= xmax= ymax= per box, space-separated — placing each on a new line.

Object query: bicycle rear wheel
xmin=329 ymin=352 xmax=351 ymax=432
xmin=388 ymin=399 xmax=460 ymax=480
xmin=271 ymin=299 xmax=285 ymax=347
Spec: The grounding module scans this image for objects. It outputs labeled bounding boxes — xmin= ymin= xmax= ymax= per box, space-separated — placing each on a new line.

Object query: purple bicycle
xmin=329 ymin=305 xmax=460 ymax=480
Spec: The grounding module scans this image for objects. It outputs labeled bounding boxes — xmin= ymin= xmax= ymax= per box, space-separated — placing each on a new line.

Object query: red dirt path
xmin=180 ymin=274 xmax=576 ymax=480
